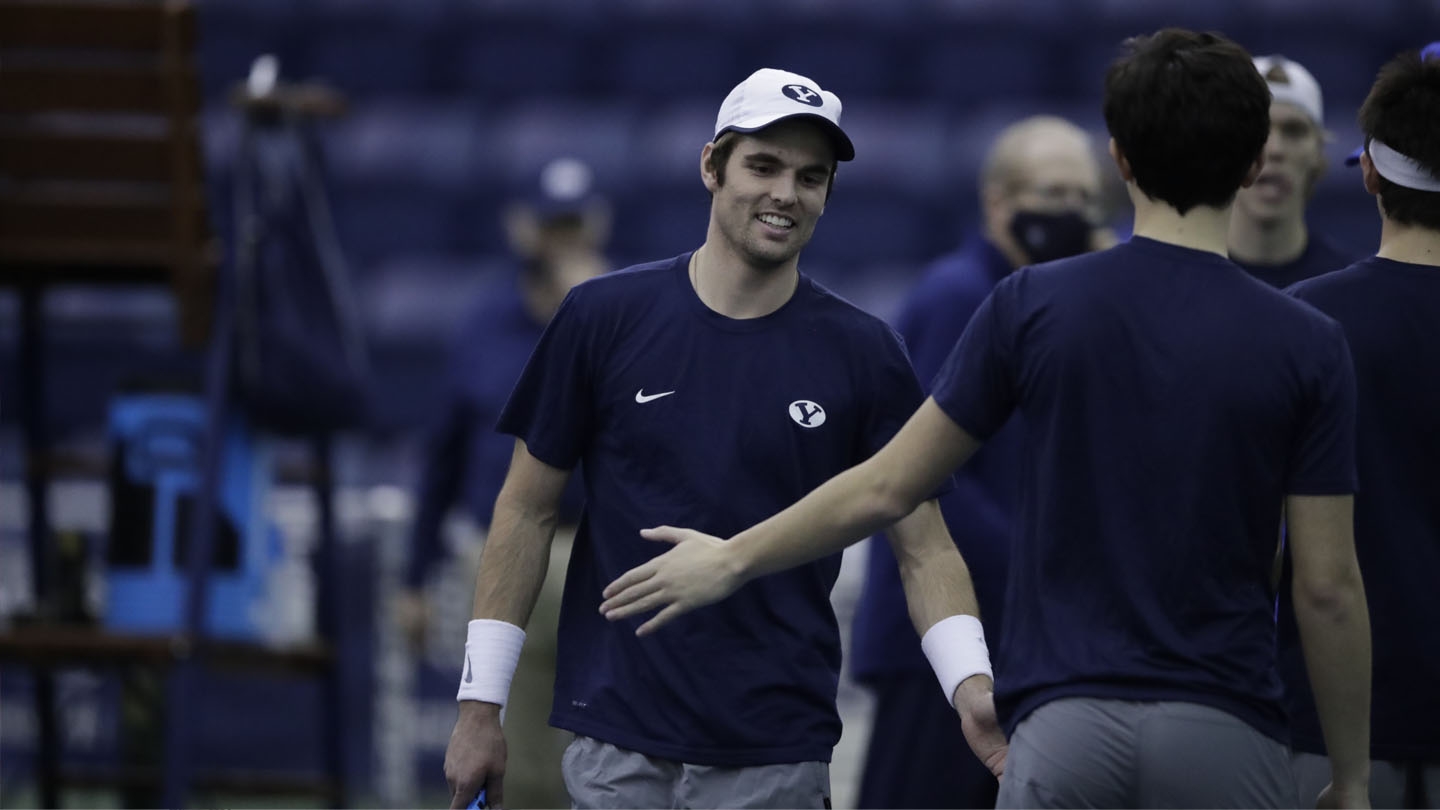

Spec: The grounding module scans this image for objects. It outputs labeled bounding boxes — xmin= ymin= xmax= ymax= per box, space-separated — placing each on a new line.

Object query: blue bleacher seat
xmin=831 ymin=101 xmax=954 ymax=199
xmin=608 ymin=0 xmax=759 ymax=25
xmin=920 ymin=24 xmax=1060 ymax=103
xmin=331 ymin=190 xmax=460 ymax=269
xmin=749 ymin=28 xmax=905 ymax=97
xmin=922 ymin=0 xmax=1073 ymax=24
xmin=1081 ymin=0 xmax=1241 ymax=26
xmin=487 ymin=102 xmax=637 ymax=192
xmin=320 ymin=101 xmax=485 ymax=198
xmin=359 ymin=254 xmax=510 ymax=348
xmin=446 ymin=19 xmax=594 ymax=99
xmin=765 ymin=0 xmax=917 ymax=26
xmin=598 ymin=24 xmax=746 ymax=100
xmin=1243 ymin=0 xmax=1401 ymax=26
xmin=463 ymin=0 xmax=607 ymax=20
xmin=631 ymin=103 xmax=716 ymax=190
xmin=299 ymin=9 xmax=443 ymax=96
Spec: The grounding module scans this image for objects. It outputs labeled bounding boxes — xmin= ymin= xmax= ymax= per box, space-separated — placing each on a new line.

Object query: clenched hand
xmin=445 ymin=702 xmax=507 ymax=809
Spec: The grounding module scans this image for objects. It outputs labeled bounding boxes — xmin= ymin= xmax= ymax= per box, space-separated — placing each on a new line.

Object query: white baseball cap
xmin=713 ymin=68 xmax=856 ymax=161
xmin=1253 ymin=55 xmax=1324 ymax=126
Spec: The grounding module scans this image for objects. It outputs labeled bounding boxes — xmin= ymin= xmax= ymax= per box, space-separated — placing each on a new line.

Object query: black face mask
xmin=1009 ymin=210 xmax=1093 ymax=265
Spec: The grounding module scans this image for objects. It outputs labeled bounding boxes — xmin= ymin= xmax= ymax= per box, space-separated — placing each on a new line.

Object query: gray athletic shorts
xmin=560 ymin=734 xmax=830 ymax=809
xmin=1293 ymin=750 xmax=1440 ymax=808
xmin=996 ymin=697 xmax=1298 ymax=808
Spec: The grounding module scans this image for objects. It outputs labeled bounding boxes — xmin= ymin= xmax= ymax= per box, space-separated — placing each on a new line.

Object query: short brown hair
xmin=704 ymin=130 xmax=837 ymax=202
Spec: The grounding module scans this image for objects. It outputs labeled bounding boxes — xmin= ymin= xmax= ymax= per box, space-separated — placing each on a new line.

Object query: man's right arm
xmin=1286 ymin=493 xmax=1372 ymax=808
xmin=470 ymin=439 xmax=570 ymax=624
xmin=445 ymin=439 xmax=570 ymax=809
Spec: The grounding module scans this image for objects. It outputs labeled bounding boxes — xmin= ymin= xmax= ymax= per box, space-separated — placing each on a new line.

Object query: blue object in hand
xmin=466 ymin=788 xmax=487 ymax=809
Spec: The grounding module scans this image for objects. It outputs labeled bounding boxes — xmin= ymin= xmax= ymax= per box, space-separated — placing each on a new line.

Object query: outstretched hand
xmin=599 ymin=526 xmax=742 ymax=635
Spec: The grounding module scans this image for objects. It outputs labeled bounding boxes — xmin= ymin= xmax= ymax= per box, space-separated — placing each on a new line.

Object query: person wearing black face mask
xmin=850 ymin=115 xmax=1106 ymax=810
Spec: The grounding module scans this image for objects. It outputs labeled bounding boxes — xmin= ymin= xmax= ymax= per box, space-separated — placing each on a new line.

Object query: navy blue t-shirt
xmin=930 ymin=236 xmax=1357 ymax=742
xmin=1233 ymin=232 xmax=1359 ymax=289
xmin=498 ymin=253 xmax=930 ymax=766
xmin=852 ymin=237 xmax=1021 ymax=682
xmin=1280 ymin=257 xmax=1440 ymax=759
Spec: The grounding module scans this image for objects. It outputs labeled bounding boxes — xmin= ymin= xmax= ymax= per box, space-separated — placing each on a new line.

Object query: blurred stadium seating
xmin=2 ymin=0 xmax=1409 ymax=436
xmin=0 ymin=5 xmax=1416 ymax=802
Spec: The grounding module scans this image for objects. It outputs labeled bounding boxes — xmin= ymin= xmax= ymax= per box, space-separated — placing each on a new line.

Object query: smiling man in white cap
xmin=441 ymin=67 xmax=1003 ymax=809
xmin=1228 ymin=55 xmax=1362 ymax=287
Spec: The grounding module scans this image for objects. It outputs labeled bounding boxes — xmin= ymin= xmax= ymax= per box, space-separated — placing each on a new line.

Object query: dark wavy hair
xmin=1360 ymin=49 xmax=1440 ymax=230
xmin=1104 ymin=29 xmax=1270 ymax=214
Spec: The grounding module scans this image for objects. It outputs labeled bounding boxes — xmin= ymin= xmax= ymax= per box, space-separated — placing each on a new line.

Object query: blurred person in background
xmin=1279 ymin=47 xmax=1440 ymax=808
xmin=398 ymin=157 xmax=607 ymax=808
xmin=396 ymin=156 xmax=608 ymax=645
xmin=443 ymin=67 xmax=1004 ymax=809
xmin=850 ymin=114 xmax=1106 ymax=810
xmin=598 ymin=29 xmax=1374 ymax=809
xmin=1229 ymin=55 xmax=1361 ymax=286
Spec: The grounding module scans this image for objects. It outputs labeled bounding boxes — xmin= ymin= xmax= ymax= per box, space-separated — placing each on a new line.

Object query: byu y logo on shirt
xmin=789 ymin=400 xmax=826 ymax=428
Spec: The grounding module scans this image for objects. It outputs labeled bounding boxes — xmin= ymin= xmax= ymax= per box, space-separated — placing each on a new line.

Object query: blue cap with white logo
xmin=713 ymin=68 xmax=856 ymax=161
xmin=524 ymin=157 xmax=603 ymax=220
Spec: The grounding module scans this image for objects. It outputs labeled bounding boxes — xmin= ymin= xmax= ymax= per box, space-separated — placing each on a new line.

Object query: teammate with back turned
xmin=600 ymin=29 xmax=1374 ymax=810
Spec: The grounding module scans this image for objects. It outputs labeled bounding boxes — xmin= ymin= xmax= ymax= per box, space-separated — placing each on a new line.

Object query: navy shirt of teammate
xmin=498 ymin=253 xmax=930 ymax=766
xmin=1233 ymin=233 xmax=1359 ymax=289
xmin=930 ymin=235 xmax=1358 ymax=741
xmin=1280 ymin=258 xmax=1440 ymax=761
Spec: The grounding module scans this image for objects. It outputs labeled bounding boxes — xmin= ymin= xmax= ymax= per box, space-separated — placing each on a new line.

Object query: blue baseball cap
xmin=524 ymin=157 xmax=604 ymax=220
xmin=1346 ymin=41 xmax=1440 ymax=166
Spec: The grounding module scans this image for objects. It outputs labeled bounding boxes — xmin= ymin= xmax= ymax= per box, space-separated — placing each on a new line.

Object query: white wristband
xmin=920 ymin=614 xmax=993 ymax=707
xmin=457 ymin=619 xmax=526 ymax=715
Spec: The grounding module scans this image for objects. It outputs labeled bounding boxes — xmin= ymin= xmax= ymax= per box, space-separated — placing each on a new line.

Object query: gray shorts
xmin=996 ymin=697 xmax=1298 ymax=808
xmin=1293 ymin=750 xmax=1440 ymax=808
xmin=560 ymin=734 xmax=830 ymax=809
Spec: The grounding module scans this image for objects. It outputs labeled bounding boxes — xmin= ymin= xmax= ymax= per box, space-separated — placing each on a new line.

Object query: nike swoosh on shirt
xmin=635 ymin=389 xmax=675 ymax=403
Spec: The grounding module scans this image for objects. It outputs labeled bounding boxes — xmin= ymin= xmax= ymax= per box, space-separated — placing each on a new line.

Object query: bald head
xmin=979 ymin=115 xmax=1104 ymax=269
xmin=981 ymin=116 xmax=1099 ymax=199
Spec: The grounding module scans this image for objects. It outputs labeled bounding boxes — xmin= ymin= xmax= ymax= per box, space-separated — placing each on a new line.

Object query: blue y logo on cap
xmin=782 ymin=84 xmax=823 ymax=107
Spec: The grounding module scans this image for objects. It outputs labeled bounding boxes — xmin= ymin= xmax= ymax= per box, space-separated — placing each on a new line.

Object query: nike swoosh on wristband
xmin=635 ymin=389 xmax=675 ymax=403
xmin=464 ymin=654 xmax=473 ymax=683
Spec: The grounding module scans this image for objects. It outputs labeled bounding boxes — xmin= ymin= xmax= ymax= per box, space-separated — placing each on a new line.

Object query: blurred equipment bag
xmin=230 ymin=97 xmax=370 ymax=433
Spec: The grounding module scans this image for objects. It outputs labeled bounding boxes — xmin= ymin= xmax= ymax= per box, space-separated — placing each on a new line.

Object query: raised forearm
xmin=727 ymin=399 xmax=981 ymax=584
xmin=728 ymin=457 xmax=917 ymax=584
